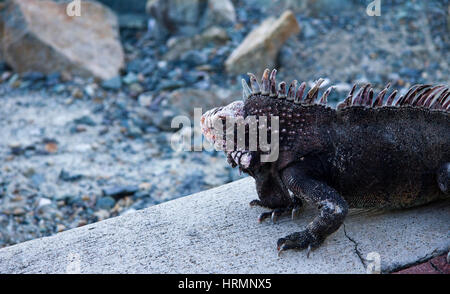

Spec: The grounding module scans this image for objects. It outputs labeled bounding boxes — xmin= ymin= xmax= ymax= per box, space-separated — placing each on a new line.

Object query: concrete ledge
xmin=0 ymin=178 xmax=448 ymax=273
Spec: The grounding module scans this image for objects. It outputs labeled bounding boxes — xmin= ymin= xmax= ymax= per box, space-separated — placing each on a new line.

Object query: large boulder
xmin=164 ymin=26 xmax=230 ymax=61
xmin=96 ymin=0 xmax=147 ymax=29
xmin=0 ymin=0 xmax=124 ymax=80
xmin=225 ymin=10 xmax=300 ymax=76
xmin=202 ymin=0 xmax=236 ymax=28
xmin=165 ymin=86 xmax=238 ymax=118
xmin=279 ymin=0 xmax=354 ymax=17
xmin=97 ymin=0 xmax=146 ymax=14
xmin=139 ymin=87 xmax=239 ymax=132
xmin=146 ymin=0 xmax=235 ymax=38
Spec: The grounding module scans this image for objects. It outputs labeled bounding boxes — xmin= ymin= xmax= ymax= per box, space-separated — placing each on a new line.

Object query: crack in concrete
xmin=383 ymin=248 xmax=447 ymax=273
xmin=342 ymin=223 xmax=366 ymax=269
xmin=341 ymin=226 xmax=448 ymax=274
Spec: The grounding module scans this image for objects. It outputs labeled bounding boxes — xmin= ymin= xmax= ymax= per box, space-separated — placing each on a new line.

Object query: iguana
xmin=200 ymin=68 xmax=450 ymax=255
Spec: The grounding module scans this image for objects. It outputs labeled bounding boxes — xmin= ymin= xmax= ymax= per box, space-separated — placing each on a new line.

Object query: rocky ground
xmin=0 ymin=0 xmax=449 ymax=248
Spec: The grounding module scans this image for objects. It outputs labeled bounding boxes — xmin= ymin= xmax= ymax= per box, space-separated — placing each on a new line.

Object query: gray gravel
xmin=0 ymin=92 xmax=243 ymax=248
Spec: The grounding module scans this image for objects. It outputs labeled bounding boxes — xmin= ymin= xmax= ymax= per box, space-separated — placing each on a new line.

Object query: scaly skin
xmin=201 ymin=68 xmax=450 ymax=255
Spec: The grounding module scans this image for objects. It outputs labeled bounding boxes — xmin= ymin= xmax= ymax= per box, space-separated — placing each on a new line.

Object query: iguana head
xmin=200 ymin=68 xmax=335 ymax=171
xmin=200 ymin=99 xmax=256 ymax=170
xmin=200 ymin=69 xmax=284 ymax=171
xmin=200 ymin=100 xmax=245 ymax=151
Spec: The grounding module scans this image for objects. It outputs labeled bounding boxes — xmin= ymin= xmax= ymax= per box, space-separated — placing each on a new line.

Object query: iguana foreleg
xmin=249 ymin=168 xmax=303 ymax=223
xmin=278 ymin=164 xmax=348 ymax=255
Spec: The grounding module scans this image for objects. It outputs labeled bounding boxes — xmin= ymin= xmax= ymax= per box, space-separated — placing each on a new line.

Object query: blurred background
xmin=0 ymin=0 xmax=448 ymax=248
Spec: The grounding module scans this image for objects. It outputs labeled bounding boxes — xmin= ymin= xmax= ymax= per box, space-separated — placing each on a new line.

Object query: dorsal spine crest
xmin=240 ymin=68 xmax=449 ymax=112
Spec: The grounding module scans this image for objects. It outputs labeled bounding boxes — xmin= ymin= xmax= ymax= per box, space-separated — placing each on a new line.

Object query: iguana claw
xmin=276 ymin=230 xmax=319 ymax=256
xmin=291 ymin=206 xmax=302 ymax=220
xmin=249 ymin=199 xmax=264 ymax=207
xmin=277 ymin=243 xmax=311 ymax=258
xmin=256 ymin=205 xmax=302 ymax=224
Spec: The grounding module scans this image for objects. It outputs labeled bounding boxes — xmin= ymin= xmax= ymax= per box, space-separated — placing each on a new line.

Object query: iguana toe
xmin=257 ymin=209 xmax=284 ymax=223
xmin=249 ymin=199 xmax=263 ymax=207
xmin=256 ymin=205 xmax=303 ymax=224
xmin=291 ymin=206 xmax=303 ymax=220
xmin=277 ymin=230 xmax=320 ymax=256
xmin=257 ymin=211 xmax=273 ymax=223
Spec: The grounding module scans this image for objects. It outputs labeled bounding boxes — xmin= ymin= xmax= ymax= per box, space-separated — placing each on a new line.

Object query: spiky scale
xmin=366 ymin=89 xmax=374 ymax=106
xmin=373 ymin=88 xmax=387 ymax=107
xmin=319 ymin=86 xmax=333 ymax=105
xmin=442 ymin=91 xmax=450 ymax=107
xmin=337 ymin=84 xmax=356 ymax=110
xmin=269 ymin=69 xmax=278 ymax=98
xmin=304 ymin=78 xmax=324 ymax=104
xmin=248 ymin=73 xmax=261 ymax=94
xmin=348 ymin=84 xmax=357 ymax=97
xmin=431 ymin=88 xmax=449 ymax=109
xmin=438 ymin=88 xmax=449 ymax=104
xmin=402 ymin=84 xmax=422 ymax=105
xmin=242 ymin=79 xmax=252 ymax=101
xmin=416 ymin=86 xmax=439 ymax=106
xmin=261 ymin=69 xmax=270 ymax=95
xmin=294 ymin=82 xmax=306 ymax=104
xmin=423 ymin=86 xmax=446 ymax=107
xmin=270 ymin=83 xmax=277 ymax=98
xmin=424 ymin=86 xmax=446 ymax=106
xmin=400 ymin=85 xmax=432 ymax=106
xmin=361 ymin=86 xmax=373 ymax=106
xmin=385 ymin=90 xmax=397 ymax=105
xmin=359 ymin=84 xmax=371 ymax=106
xmin=444 ymin=99 xmax=450 ymax=110
xmin=278 ymin=82 xmax=287 ymax=98
xmin=287 ymin=80 xmax=298 ymax=101
xmin=352 ymin=87 xmax=364 ymax=106
xmin=411 ymin=85 xmax=433 ymax=106
xmin=394 ymin=95 xmax=405 ymax=106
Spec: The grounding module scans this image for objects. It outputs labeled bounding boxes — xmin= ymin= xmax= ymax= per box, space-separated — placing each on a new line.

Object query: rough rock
xmin=164 ymin=26 xmax=230 ymax=61
xmin=146 ymin=0 xmax=235 ymax=38
xmin=202 ymin=0 xmax=236 ymax=28
xmin=101 ymin=76 xmax=122 ymax=90
xmin=0 ymin=0 xmax=124 ymax=80
xmin=102 ymin=185 xmax=139 ymax=199
xmin=282 ymin=0 xmax=354 ymax=17
xmin=165 ymin=87 xmax=239 ymax=118
xmin=97 ymin=0 xmax=146 ymax=14
xmin=225 ymin=10 xmax=300 ymax=76
xmin=139 ymin=87 xmax=238 ymax=132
